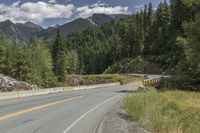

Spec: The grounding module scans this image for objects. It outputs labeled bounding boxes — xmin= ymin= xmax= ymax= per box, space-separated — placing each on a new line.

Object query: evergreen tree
xmin=170 ymin=0 xmax=190 ymax=35
xmin=143 ymin=4 xmax=148 ymax=34
xmin=183 ymin=13 xmax=200 ymax=83
xmin=52 ymin=30 xmax=66 ymax=82
xmin=28 ymin=39 xmax=57 ymax=87
xmin=144 ymin=3 xmax=154 ymax=54
xmin=66 ymin=50 xmax=79 ymax=74
xmin=0 ymin=33 xmax=8 ymax=73
xmin=152 ymin=1 xmax=171 ymax=55
xmin=147 ymin=2 xmax=153 ymax=31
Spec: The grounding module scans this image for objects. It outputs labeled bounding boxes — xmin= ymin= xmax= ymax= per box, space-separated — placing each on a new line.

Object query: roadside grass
xmin=65 ymin=74 xmax=136 ymax=86
xmin=124 ymin=87 xmax=200 ymax=133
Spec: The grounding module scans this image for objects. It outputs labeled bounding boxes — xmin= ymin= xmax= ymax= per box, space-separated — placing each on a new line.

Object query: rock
xmin=0 ymin=74 xmax=38 ymax=92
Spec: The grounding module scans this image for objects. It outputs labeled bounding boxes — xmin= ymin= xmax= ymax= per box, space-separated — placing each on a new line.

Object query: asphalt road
xmin=0 ymin=83 xmax=139 ymax=133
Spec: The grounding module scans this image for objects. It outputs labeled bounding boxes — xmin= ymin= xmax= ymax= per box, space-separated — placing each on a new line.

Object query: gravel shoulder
xmin=95 ymin=102 xmax=151 ymax=133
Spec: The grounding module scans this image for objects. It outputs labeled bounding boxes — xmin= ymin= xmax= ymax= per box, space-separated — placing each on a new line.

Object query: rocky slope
xmin=0 ymin=20 xmax=43 ymax=45
xmin=0 ymin=74 xmax=38 ymax=92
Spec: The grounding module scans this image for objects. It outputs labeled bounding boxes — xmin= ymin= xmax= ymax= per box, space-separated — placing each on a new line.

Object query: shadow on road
xmin=114 ymin=90 xmax=136 ymax=93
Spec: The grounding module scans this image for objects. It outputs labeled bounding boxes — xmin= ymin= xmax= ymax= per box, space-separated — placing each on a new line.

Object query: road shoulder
xmin=95 ymin=102 xmax=151 ymax=133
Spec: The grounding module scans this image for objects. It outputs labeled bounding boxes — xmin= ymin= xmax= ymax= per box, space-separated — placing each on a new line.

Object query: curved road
xmin=0 ymin=83 xmax=140 ymax=133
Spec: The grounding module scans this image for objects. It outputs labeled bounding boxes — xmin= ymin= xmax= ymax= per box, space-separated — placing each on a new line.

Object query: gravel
xmin=95 ymin=102 xmax=151 ymax=133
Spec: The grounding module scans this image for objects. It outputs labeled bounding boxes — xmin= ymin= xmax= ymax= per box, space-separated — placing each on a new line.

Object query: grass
xmin=124 ymin=88 xmax=200 ymax=133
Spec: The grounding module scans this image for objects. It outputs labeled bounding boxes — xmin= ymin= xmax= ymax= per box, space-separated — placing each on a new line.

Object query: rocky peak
xmin=25 ymin=21 xmax=43 ymax=31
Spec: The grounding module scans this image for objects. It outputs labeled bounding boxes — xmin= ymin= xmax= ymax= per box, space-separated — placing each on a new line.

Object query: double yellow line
xmin=0 ymin=95 xmax=85 ymax=121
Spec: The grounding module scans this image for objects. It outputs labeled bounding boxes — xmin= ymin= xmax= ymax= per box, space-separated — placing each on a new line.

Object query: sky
xmin=0 ymin=0 xmax=165 ymax=27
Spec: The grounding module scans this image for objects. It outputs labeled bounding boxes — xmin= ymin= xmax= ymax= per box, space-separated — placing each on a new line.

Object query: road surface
xmin=0 ymin=83 xmax=139 ymax=133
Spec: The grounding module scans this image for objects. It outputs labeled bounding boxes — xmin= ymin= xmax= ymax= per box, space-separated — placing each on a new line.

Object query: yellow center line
xmin=0 ymin=95 xmax=85 ymax=121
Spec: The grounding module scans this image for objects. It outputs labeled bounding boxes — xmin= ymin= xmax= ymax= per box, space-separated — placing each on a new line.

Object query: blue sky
xmin=0 ymin=0 xmax=165 ymax=27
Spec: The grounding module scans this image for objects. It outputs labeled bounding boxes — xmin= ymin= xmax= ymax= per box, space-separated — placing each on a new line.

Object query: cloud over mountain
xmin=0 ymin=1 xmax=74 ymax=24
xmin=77 ymin=2 xmax=128 ymax=18
xmin=0 ymin=1 xmax=128 ymax=25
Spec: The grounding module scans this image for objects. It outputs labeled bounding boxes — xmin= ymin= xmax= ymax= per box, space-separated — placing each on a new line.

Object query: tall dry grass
xmin=124 ymin=88 xmax=200 ymax=133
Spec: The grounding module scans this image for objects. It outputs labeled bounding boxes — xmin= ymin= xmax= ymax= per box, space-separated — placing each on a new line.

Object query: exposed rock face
xmin=0 ymin=20 xmax=43 ymax=45
xmin=0 ymin=74 xmax=38 ymax=92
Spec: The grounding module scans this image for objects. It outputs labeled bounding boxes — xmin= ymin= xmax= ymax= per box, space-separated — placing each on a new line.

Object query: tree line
xmin=0 ymin=0 xmax=200 ymax=87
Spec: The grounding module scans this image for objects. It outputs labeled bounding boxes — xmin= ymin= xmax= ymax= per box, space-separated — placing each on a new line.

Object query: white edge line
xmin=62 ymin=94 xmax=121 ymax=133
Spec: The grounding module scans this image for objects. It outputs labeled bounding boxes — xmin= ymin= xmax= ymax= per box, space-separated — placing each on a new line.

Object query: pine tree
xmin=66 ymin=50 xmax=79 ymax=74
xmin=143 ymin=4 xmax=148 ymax=34
xmin=143 ymin=3 xmax=154 ymax=55
xmin=170 ymin=0 xmax=189 ymax=35
xmin=0 ymin=33 xmax=7 ymax=72
xmin=147 ymin=2 xmax=153 ymax=31
xmin=52 ymin=30 xmax=66 ymax=82
xmin=153 ymin=1 xmax=171 ymax=54
xmin=28 ymin=39 xmax=57 ymax=87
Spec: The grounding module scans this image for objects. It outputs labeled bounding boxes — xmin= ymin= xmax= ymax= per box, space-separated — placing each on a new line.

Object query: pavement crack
xmin=22 ymin=119 xmax=34 ymax=123
xmin=33 ymin=125 xmax=43 ymax=133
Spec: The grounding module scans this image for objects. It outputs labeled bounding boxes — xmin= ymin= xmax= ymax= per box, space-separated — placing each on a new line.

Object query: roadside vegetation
xmin=65 ymin=74 xmax=136 ymax=86
xmin=124 ymin=88 xmax=200 ymax=133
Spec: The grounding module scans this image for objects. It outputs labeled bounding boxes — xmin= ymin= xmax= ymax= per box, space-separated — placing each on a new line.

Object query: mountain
xmin=0 ymin=14 xmax=128 ymax=44
xmin=88 ymin=14 xmax=128 ymax=25
xmin=0 ymin=20 xmax=43 ymax=45
xmin=37 ymin=14 xmax=128 ymax=42
xmin=37 ymin=18 xmax=95 ymax=42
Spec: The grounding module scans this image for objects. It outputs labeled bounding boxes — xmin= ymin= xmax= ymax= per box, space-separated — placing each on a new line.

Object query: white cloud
xmin=12 ymin=0 xmax=21 ymax=7
xmin=76 ymin=2 xmax=129 ymax=18
xmin=90 ymin=2 xmax=106 ymax=8
xmin=0 ymin=1 xmax=74 ymax=24
xmin=153 ymin=8 xmax=157 ymax=11
xmin=48 ymin=0 xmax=57 ymax=4
xmin=135 ymin=5 xmax=144 ymax=11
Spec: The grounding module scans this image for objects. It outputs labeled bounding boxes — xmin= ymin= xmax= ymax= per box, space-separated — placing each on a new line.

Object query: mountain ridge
xmin=0 ymin=20 xmax=43 ymax=45
xmin=0 ymin=14 xmax=128 ymax=44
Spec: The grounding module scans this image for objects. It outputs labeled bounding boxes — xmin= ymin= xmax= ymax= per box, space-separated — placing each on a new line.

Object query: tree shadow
xmin=114 ymin=90 xmax=136 ymax=93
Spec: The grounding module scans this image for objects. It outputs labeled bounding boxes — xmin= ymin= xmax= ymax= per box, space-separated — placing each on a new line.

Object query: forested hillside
xmin=0 ymin=0 xmax=199 ymax=89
